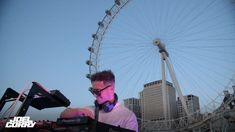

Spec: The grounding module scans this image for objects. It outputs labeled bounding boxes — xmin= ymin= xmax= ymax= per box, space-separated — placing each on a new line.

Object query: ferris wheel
xmin=86 ymin=0 xmax=235 ymax=123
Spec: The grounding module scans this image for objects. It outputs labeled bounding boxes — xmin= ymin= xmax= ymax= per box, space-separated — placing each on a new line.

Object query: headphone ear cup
xmin=102 ymin=101 xmax=114 ymax=113
xmin=102 ymin=93 xmax=118 ymax=112
xmin=94 ymin=93 xmax=118 ymax=112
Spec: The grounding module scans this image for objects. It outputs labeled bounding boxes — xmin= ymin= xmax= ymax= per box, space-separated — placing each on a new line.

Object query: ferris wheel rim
xmin=87 ymin=0 xmax=131 ymax=78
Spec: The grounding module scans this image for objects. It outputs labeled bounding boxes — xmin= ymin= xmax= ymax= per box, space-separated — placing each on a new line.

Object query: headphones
xmin=94 ymin=93 xmax=118 ymax=112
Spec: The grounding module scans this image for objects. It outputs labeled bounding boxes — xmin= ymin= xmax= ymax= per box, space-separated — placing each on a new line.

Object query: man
xmin=60 ymin=70 xmax=138 ymax=132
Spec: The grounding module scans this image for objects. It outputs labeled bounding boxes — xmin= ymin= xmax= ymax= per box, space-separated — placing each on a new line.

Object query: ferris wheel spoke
xmin=171 ymin=57 xmax=214 ymax=104
xmin=170 ymin=0 xmax=218 ymax=39
xmin=171 ymin=50 xmax=233 ymax=90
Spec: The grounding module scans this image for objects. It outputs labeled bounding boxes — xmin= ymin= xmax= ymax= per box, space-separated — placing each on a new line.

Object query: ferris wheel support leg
xmin=164 ymin=55 xmax=190 ymax=118
xmin=161 ymin=53 xmax=168 ymax=121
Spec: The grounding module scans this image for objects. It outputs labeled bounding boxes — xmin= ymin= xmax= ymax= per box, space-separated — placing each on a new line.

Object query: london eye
xmin=87 ymin=0 xmax=235 ymax=131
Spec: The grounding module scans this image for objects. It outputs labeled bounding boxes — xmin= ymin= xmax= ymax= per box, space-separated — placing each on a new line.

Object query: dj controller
xmin=0 ymin=82 xmax=134 ymax=132
xmin=1 ymin=116 xmax=134 ymax=132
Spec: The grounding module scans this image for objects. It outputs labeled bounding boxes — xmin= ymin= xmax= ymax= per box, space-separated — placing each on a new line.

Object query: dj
xmin=60 ymin=70 xmax=138 ymax=132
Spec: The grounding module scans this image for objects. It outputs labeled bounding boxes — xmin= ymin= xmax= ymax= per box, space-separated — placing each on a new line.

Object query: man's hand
xmin=60 ymin=108 xmax=93 ymax=119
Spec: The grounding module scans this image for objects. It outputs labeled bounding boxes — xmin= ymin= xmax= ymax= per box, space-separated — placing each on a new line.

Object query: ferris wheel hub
xmin=153 ymin=38 xmax=169 ymax=57
xmin=153 ymin=38 xmax=161 ymax=46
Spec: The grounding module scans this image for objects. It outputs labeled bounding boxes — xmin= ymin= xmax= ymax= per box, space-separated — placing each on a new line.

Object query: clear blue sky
xmin=0 ymin=0 xmax=114 ymax=120
xmin=1 ymin=0 xmax=235 ymax=120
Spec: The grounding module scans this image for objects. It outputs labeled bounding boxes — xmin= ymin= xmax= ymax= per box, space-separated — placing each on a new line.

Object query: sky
xmin=1 ymin=0 xmax=235 ymax=120
xmin=0 ymin=0 xmax=114 ymax=120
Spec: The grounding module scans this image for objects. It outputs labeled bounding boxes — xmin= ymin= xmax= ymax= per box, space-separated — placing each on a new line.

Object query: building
xmin=140 ymin=80 xmax=177 ymax=121
xmin=176 ymin=94 xmax=200 ymax=118
xmin=123 ymin=97 xmax=141 ymax=119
